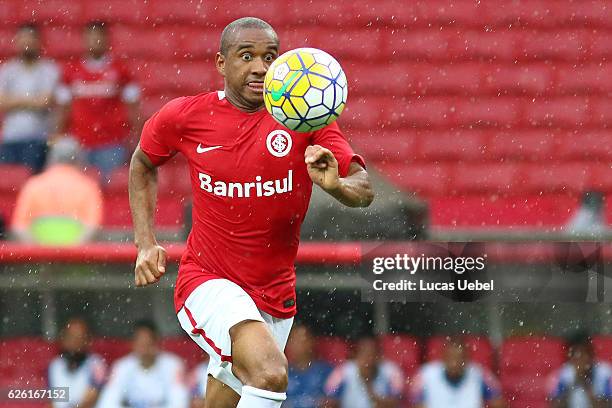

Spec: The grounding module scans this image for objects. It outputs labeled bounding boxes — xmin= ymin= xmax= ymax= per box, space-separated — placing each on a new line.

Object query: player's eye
xmin=264 ymin=54 xmax=275 ymax=62
xmin=241 ymin=53 xmax=253 ymax=61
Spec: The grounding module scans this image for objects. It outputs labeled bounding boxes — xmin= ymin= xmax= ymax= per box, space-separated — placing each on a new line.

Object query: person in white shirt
xmin=547 ymin=332 xmax=612 ymax=408
xmin=48 ymin=317 xmax=107 ymax=408
xmin=189 ymin=357 xmax=210 ymax=408
xmin=0 ymin=23 xmax=59 ymax=172
xmin=97 ymin=319 xmax=189 ymax=408
xmin=324 ymin=335 xmax=404 ymax=408
xmin=410 ymin=338 xmax=505 ymax=408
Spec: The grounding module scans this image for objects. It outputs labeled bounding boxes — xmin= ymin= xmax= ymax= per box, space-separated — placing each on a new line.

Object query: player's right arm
xmin=129 ymin=146 xmax=167 ymax=287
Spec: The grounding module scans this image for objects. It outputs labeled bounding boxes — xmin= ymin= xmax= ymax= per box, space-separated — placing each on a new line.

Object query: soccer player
xmin=129 ymin=17 xmax=373 ymax=408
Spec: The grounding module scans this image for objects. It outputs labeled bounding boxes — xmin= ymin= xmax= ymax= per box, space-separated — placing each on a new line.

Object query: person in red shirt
xmin=129 ymin=17 xmax=373 ymax=408
xmin=56 ymin=21 xmax=140 ymax=178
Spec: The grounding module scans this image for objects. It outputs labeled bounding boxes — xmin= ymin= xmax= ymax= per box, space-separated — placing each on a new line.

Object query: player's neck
xmin=223 ymin=87 xmax=264 ymax=113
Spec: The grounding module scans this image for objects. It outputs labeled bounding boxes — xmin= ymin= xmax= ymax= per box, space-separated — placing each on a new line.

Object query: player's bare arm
xmin=305 ymin=144 xmax=374 ymax=208
xmin=129 ymin=146 xmax=167 ymax=287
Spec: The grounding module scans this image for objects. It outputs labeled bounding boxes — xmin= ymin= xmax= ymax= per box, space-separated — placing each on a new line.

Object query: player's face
xmin=216 ymin=28 xmax=278 ymax=111
xmin=355 ymin=338 xmax=379 ymax=372
xmin=133 ymin=328 xmax=158 ymax=362
xmin=60 ymin=321 xmax=90 ymax=353
xmin=15 ymin=29 xmax=40 ymax=60
xmin=85 ymin=27 xmax=108 ymax=58
xmin=570 ymin=345 xmax=593 ymax=376
xmin=443 ymin=344 xmax=466 ymax=379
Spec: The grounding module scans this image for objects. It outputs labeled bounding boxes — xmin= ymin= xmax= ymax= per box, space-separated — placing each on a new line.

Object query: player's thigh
xmin=204 ymin=375 xmax=240 ymax=408
xmin=229 ymin=319 xmax=288 ymax=384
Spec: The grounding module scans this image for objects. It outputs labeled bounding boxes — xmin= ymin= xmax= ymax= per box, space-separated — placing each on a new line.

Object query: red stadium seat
xmin=500 ymin=336 xmax=565 ymax=374
xmin=339 ymin=96 xmax=382 ymax=130
xmin=348 ymin=131 xmax=415 ymax=163
xmin=147 ymin=0 xmax=209 ymax=24
xmin=382 ymin=29 xmax=454 ymax=60
xmin=102 ymin=193 xmax=131 ymax=228
xmin=416 ymin=130 xmax=486 ymax=162
xmin=161 ymin=336 xmax=205 ymax=370
xmin=556 ymin=131 xmax=612 ymax=161
xmin=42 ymin=26 xmax=83 ymax=59
xmin=486 ymin=131 xmax=556 ymax=162
xmin=555 ymin=63 xmax=612 ymax=95
xmin=82 ymin=0 xmax=148 ymax=25
xmin=377 ymin=163 xmax=450 ymax=197
xmin=343 ymin=62 xmax=421 ymax=97
xmin=590 ymin=164 xmax=612 ymax=192
xmin=380 ymin=334 xmax=420 ymax=377
xmin=112 ymin=28 xmax=178 ymax=60
xmin=519 ymin=29 xmax=591 ymax=61
xmin=592 ymin=336 xmax=612 ymax=364
xmin=453 ymin=97 xmax=520 ymax=127
xmin=417 ymin=63 xmax=482 ymax=95
xmin=91 ymin=337 xmax=131 ymax=365
xmin=425 ymin=335 xmax=495 ymax=371
xmin=315 ymin=336 xmax=350 ymax=366
xmin=429 ymin=195 xmax=580 ymax=227
xmin=484 ymin=63 xmax=552 ymax=95
xmin=458 ymin=30 xmax=520 ymax=61
xmin=524 ymin=97 xmax=590 ymax=128
xmin=16 ymin=0 xmax=83 ymax=25
xmin=450 ymin=164 xmax=519 ymax=195
xmin=592 ymin=97 xmax=612 ymax=126
xmin=591 ymin=32 xmax=612 ymax=60
xmin=0 ymin=29 xmax=14 ymax=59
xmin=105 ymin=166 xmax=129 ymax=195
xmin=386 ymin=97 xmax=452 ymax=128
xmin=522 ymin=163 xmax=590 ymax=194
xmin=0 ymin=337 xmax=56 ymax=388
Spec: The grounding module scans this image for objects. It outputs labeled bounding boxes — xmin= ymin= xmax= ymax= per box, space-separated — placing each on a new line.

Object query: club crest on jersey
xmin=266 ymin=130 xmax=292 ymax=158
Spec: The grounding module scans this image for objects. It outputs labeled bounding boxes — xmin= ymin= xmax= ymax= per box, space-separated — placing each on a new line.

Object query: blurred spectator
xmin=324 ymin=335 xmax=403 ymax=408
xmin=0 ymin=23 xmax=59 ymax=173
xmin=55 ymin=20 xmax=140 ymax=178
xmin=285 ymin=324 xmax=333 ymax=408
xmin=97 ymin=319 xmax=189 ymax=408
xmin=48 ymin=317 xmax=107 ymax=408
xmin=566 ymin=192 xmax=606 ymax=236
xmin=410 ymin=337 xmax=504 ymax=408
xmin=189 ymin=356 xmax=209 ymax=408
xmin=548 ymin=332 xmax=612 ymax=407
xmin=11 ymin=137 xmax=102 ymax=245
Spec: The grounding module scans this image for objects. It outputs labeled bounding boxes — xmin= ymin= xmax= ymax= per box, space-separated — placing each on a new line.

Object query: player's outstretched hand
xmin=134 ymin=244 xmax=167 ymax=287
xmin=305 ymin=144 xmax=340 ymax=191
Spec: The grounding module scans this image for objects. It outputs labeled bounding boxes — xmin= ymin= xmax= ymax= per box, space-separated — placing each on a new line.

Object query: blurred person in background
xmin=189 ymin=355 xmax=209 ymax=408
xmin=55 ymin=20 xmax=140 ymax=179
xmin=0 ymin=23 xmax=59 ymax=173
xmin=548 ymin=332 xmax=612 ymax=408
xmin=410 ymin=338 xmax=504 ymax=408
xmin=285 ymin=323 xmax=333 ymax=408
xmin=48 ymin=317 xmax=107 ymax=408
xmin=324 ymin=335 xmax=403 ymax=408
xmin=11 ymin=136 xmax=103 ymax=245
xmin=97 ymin=319 xmax=189 ymax=408
xmin=566 ymin=192 xmax=606 ymax=237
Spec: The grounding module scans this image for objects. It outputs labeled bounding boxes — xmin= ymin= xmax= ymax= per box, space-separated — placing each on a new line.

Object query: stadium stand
xmin=0 ymin=0 xmax=608 ymax=230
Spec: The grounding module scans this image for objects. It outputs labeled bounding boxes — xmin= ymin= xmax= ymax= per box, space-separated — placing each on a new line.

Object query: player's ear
xmin=215 ymin=52 xmax=226 ymax=77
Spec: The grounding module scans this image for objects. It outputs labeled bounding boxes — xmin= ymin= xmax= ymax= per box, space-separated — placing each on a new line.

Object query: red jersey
xmin=62 ymin=57 xmax=135 ymax=148
xmin=140 ymin=91 xmax=365 ymax=318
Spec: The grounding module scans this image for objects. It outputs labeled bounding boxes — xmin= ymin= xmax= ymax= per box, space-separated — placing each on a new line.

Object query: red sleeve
xmin=310 ymin=122 xmax=366 ymax=177
xmin=139 ymin=97 xmax=186 ymax=165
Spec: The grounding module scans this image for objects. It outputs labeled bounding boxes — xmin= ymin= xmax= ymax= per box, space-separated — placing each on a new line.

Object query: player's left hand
xmin=305 ymin=145 xmax=340 ymax=191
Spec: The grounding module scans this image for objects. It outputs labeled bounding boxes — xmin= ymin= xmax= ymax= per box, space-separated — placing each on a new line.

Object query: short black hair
xmin=86 ymin=20 xmax=108 ymax=32
xmin=567 ymin=330 xmax=593 ymax=354
xmin=133 ymin=318 xmax=159 ymax=337
xmin=219 ymin=17 xmax=278 ymax=56
xmin=17 ymin=22 xmax=39 ymax=35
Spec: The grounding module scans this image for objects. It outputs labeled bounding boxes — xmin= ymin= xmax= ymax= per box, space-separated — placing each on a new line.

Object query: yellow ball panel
xmin=291 ymin=96 xmax=309 ymax=117
xmin=287 ymin=54 xmax=303 ymax=71
xmin=281 ymin=99 xmax=298 ymax=119
xmin=290 ymin=75 xmax=310 ymax=97
xmin=309 ymin=63 xmax=332 ymax=78
xmin=308 ymin=74 xmax=331 ymax=90
xmin=298 ymin=52 xmax=316 ymax=68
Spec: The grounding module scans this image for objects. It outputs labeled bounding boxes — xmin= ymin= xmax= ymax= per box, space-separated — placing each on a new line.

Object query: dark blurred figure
xmin=97 ymin=319 xmax=188 ymax=408
xmin=0 ymin=23 xmax=59 ymax=172
xmin=285 ymin=324 xmax=332 ymax=408
xmin=324 ymin=335 xmax=403 ymax=408
xmin=566 ymin=191 xmax=606 ymax=236
xmin=410 ymin=338 xmax=504 ymax=408
xmin=48 ymin=317 xmax=107 ymax=408
xmin=548 ymin=332 xmax=612 ymax=408
xmin=11 ymin=137 xmax=103 ymax=245
xmin=55 ymin=20 xmax=141 ymax=179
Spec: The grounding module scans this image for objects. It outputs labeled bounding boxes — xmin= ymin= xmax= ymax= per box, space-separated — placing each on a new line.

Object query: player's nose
xmin=250 ymin=57 xmax=267 ymax=77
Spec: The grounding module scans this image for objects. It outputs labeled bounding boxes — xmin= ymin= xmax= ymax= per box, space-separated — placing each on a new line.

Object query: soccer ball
xmin=264 ymin=48 xmax=347 ymax=132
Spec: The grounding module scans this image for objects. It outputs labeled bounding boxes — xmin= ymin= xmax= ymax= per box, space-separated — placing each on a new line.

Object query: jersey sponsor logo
xmin=266 ymin=130 xmax=292 ymax=158
xmin=198 ymin=170 xmax=293 ymax=198
xmin=196 ymin=144 xmax=223 ymax=154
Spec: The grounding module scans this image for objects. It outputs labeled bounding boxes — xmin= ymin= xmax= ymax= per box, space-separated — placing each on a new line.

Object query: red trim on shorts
xmin=184 ymin=305 xmax=233 ymax=363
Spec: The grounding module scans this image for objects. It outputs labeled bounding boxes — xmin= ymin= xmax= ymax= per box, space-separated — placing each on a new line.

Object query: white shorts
xmin=176 ymin=279 xmax=294 ymax=395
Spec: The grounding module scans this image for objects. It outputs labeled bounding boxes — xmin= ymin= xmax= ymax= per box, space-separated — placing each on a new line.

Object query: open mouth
xmin=247 ymin=82 xmax=264 ymax=93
